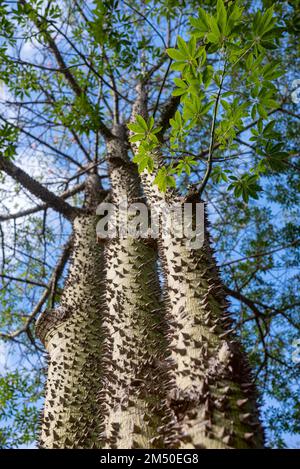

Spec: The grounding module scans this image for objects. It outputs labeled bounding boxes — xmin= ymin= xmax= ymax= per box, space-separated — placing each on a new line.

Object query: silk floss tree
xmin=0 ymin=0 xmax=293 ymax=448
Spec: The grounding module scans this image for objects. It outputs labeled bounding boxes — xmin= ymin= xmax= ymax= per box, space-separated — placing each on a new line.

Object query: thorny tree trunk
xmin=35 ymin=176 xmax=107 ymax=448
xmin=36 ymin=214 xmax=106 ymax=448
xmin=131 ymin=87 xmax=265 ymax=449
xmin=99 ymin=126 xmax=174 ymax=448
xmin=36 ymin=120 xmax=265 ymax=449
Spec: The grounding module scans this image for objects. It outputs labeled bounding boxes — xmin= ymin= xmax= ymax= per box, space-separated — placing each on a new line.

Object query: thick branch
xmin=157 ymin=95 xmax=180 ymax=142
xmin=0 ymin=181 xmax=85 ymax=222
xmin=223 ymin=285 xmax=263 ymax=319
xmin=0 ymin=156 xmax=77 ymax=220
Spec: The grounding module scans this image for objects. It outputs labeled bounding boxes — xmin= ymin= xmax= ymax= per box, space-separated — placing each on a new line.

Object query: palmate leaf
xmin=177 ymin=36 xmax=190 ymax=56
xmin=208 ymin=15 xmax=221 ymax=44
xmin=133 ymin=152 xmax=154 ymax=173
xmin=189 ymin=8 xmax=210 ymax=35
xmin=167 ymin=35 xmax=204 ymax=76
xmin=227 ymin=3 xmax=243 ymax=34
xmin=228 ymin=174 xmax=263 ymax=203
xmin=128 ymin=115 xmax=161 ymax=145
xmin=175 ymin=156 xmax=197 ymax=176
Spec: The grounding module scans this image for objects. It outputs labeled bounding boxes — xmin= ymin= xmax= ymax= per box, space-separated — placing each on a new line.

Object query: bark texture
xmin=131 ymin=87 xmax=265 ymax=449
xmin=35 ymin=103 xmax=265 ymax=449
xmin=100 ymin=127 xmax=175 ymax=448
xmin=36 ymin=180 xmax=106 ymax=448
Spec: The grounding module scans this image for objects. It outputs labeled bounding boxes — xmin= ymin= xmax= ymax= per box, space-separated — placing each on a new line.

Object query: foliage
xmin=0 ymin=123 xmax=19 ymax=159
xmin=129 ymin=0 xmax=286 ymax=198
xmin=0 ymin=369 xmax=42 ymax=448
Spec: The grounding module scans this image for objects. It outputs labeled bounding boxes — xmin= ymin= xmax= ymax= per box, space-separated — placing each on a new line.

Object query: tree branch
xmin=220 ymin=239 xmax=300 ymax=267
xmin=0 ymin=235 xmax=72 ymax=342
xmin=20 ymin=0 xmax=114 ymax=140
xmin=224 ymin=285 xmax=264 ymax=319
xmin=0 ymin=114 xmax=84 ymax=169
xmin=0 ymin=273 xmax=47 ymax=288
xmin=123 ymin=0 xmax=167 ymax=49
xmin=156 ymin=95 xmax=181 ymax=142
xmin=0 ymin=181 xmax=85 ymax=222
xmin=0 ymin=156 xmax=78 ymax=220
xmin=198 ymin=65 xmax=225 ymax=196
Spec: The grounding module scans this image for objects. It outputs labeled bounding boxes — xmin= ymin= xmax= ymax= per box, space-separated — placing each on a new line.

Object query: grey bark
xmin=35 ymin=177 xmax=106 ymax=448
xmin=100 ymin=126 xmax=175 ymax=448
xmin=131 ymin=86 xmax=265 ymax=449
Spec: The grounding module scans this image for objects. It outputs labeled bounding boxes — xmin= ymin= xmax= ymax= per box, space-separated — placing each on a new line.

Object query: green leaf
xmin=136 ymin=115 xmax=148 ymax=131
xmin=154 ymin=167 xmax=167 ymax=192
xmin=200 ymin=101 xmax=214 ymax=115
xmin=189 ymin=8 xmax=210 ymax=34
xmin=174 ymin=78 xmax=187 ymax=89
xmin=170 ymin=61 xmax=186 ymax=72
xmin=166 ymin=48 xmax=186 ymax=61
xmin=221 ymin=99 xmax=231 ymax=111
xmin=257 ymin=104 xmax=268 ymax=119
xmin=148 ymin=116 xmax=154 ymax=130
xmin=177 ymin=36 xmax=189 ymax=56
xmin=138 ymin=155 xmax=150 ymax=172
xmin=188 ymin=35 xmax=197 ymax=56
xmin=217 ymin=0 xmax=227 ymax=34
xmin=207 ymin=31 xmax=219 ymax=44
xmin=129 ymin=134 xmax=145 ymax=143
xmin=127 ymin=122 xmax=145 ymax=133
xmin=172 ymin=88 xmax=187 ymax=96
xmin=175 ymin=110 xmax=182 ymax=126
xmin=151 ymin=126 xmax=162 ymax=134
xmin=166 ymin=175 xmax=176 ymax=188
xmin=227 ymin=3 xmax=243 ymax=34
xmin=209 ymin=16 xmax=221 ymax=42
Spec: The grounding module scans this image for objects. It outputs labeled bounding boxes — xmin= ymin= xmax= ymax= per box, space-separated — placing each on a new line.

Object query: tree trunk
xmin=132 ymin=88 xmax=265 ymax=449
xmin=36 ymin=212 xmax=106 ymax=448
xmin=36 ymin=117 xmax=264 ymax=448
xmin=100 ymin=126 xmax=175 ymax=448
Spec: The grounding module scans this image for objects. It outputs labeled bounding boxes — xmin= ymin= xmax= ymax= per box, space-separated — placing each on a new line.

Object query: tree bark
xmin=100 ymin=126 xmax=175 ymax=448
xmin=132 ymin=87 xmax=265 ymax=449
xmin=35 ymin=111 xmax=264 ymax=448
xmin=35 ymin=176 xmax=107 ymax=448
